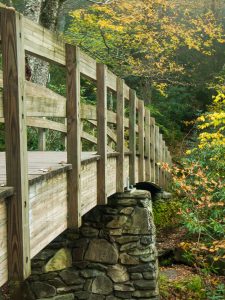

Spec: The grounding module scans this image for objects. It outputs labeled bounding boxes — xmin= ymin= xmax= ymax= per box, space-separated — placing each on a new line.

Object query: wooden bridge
xmin=0 ymin=5 xmax=172 ymax=287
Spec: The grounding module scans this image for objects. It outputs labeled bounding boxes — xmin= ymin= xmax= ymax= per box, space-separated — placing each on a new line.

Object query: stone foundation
xmin=24 ymin=190 xmax=159 ymax=300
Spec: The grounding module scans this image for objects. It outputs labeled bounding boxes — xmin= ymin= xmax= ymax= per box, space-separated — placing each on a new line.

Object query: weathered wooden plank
xmin=80 ymin=51 xmax=96 ymax=81
xmin=0 ymin=199 xmax=7 ymax=287
xmin=162 ymin=140 xmax=166 ymax=189
xmin=129 ymin=90 xmax=136 ymax=185
xmin=97 ymin=64 xmax=107 ymax=204
xmin=24 ymin=17 xmax=66 ymax=65
xmin=0 ymin=8 xmax=30 ymax=280
xmin=116 ymin=77 xmax=124 ymax=192
xmin=155 ymin=126 xmax=160 ymax=185
xmin=159 ymin=134 xmax=163 ymax=187
xmin=145 ymin=109 xmax=151 ymax=181
xmin=66 ymin=45 xmax=81 ymax=228
xmin=150 ymin=117 xmax=156 ymax=183
xmin=138 ymin=100 xmax=145 ymax=182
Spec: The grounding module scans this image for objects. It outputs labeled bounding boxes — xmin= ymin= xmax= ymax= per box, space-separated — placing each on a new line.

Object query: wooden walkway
xmin=0 ymin=4 xmax=172 ymax=286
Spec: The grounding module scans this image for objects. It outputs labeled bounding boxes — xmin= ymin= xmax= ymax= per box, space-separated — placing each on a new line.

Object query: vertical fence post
xmin=116 ymin=78 xmax=124 ymax=192
xmin=145 ymin=109 xmax=151 ymax=181
xmin=155 ymin=126 xmax=160 ymax=185
xmin=129 ymin=90 xmax=136 ymax=185
xmin=0 ymin=8 xmax=30 ymax=280
xmin=162 ymin=140 xmax=166 ymax=189
xmin=159 ymin=134 xmax=163 ymax=187
xmin=97 ymin=63 xmax=107 ymax=204
xmin=66 ymin=45 xmax=81 ymax=228
xmin=138 ymin=100 xmax=145 ymax=182
xmin=38 ymin=127 xmax=46 ymax=150
xmin=150 ymin=117 xmax=156 ymax=183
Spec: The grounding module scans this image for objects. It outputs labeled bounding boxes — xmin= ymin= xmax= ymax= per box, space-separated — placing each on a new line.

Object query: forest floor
xmin=157 ymin=226 xmax=225 ymax=300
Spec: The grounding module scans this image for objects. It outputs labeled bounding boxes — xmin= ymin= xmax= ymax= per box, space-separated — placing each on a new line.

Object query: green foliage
xmin=160 ymin=273 xmax=225 ymax=300
xmin=153 ymin=199 xmax=181 ymax=230
xmin=159 ymin=274 xmax=206 ymax=300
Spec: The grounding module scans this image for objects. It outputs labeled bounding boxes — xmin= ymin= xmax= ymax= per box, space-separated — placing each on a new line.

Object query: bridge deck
xmin=0 ymin=151 xmax=100 ymax=185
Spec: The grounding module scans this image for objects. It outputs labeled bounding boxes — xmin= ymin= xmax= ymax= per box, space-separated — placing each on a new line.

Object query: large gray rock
xmin=31 ymin=282 xmax=56 ymax=298
xmin=107 ymin=264 xmax=129 ymax=283
xmin=59 ymin=269 xmax=84 ymax=285
xmin=123 ymin=207 xmax=151 ymax=234
xmin=106 ymin=215 xmax=127 ymax=229
xmin=43 ymin=248 xmax=72 ymax=273
xmin=85 ymin=239 xmax=118 ymax=264
xmin=91 ymin=275 xmax=113 ymax=295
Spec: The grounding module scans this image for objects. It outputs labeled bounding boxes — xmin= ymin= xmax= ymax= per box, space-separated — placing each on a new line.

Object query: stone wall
xmin=24 ymin=190 xmax=159 ymax=300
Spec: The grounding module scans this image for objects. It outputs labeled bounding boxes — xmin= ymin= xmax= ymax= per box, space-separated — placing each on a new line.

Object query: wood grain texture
xmin=66 ymin=45 xmax=81 ymax=228
xmin=116 ymin=77 xmax=124 ymax=192
xmin=0 ymin=198 xmax=7 ymax=287
xmin=155 ymin=126 xmax=160 ymax=185
xmin=96 ymin=64 xmax=107 ymax=205
xmin=129 ymin=90 xmax=136 ymax=185
xmin=150 ymin=117 xmax=156 ymax=183
xmin=138 ymin=100 xmax=145 ymax=182
xmin=145 ymin=109 xmax=151 ymax=181
xmin=0 ymin=8 xmax=30 ymax=280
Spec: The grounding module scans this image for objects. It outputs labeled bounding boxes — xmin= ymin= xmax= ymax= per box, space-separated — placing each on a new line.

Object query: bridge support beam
xmin=0 ymin=7 xmax=30 ymax=280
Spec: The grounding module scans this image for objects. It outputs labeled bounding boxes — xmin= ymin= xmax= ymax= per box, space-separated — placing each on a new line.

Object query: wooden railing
xmin=0 ymin=5 xmax=172 ymax=282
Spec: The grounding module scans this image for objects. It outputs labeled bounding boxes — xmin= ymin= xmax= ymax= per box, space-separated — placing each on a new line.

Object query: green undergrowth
xmin=159 ymin=274 xmax=225 ymax=300
xmin=153 ymin=198 xmax=181 ymax=230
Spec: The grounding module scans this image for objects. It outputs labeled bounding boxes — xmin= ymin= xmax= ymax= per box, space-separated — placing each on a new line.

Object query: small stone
xmin=57 ymin=285 xmax=83 ymax=294
xmin=85 ymin=239 xmax=118 ymax=264
xmin=140 ymin=236 xmax=153 ymax=245
xmin=80 ymin=227 xmax=99 ymax=238
xmin=133 ymin=290 xmax=158 ymax=298
xmin=128 ymin=247 xmax=153 ymax=256
xmin=73 ymin=239 xmax=89 ymax=261
xmin=89 ymin=295 xmax=105 ymax=300
xmin=59 ymin=269 xmax=84 ymax=285
xmin=127 ymin=263 xmax=155 ymax=273
xmin=106 ymin=296 xmax=120 ymax=300
xmin=104 ymin=207 xmax=118 ymax=214
xmin=120 ymin=242 xmax=137 ymax=252
xmin=109 ymin=229 xmax=122 ymax=236
xmin=114 ymin=283 xmax=135 ymax=292
xmin=34 ymin=249 xmax=55 ymax=261
xmin=74 ymin=291 xmax=90 ymax=299
xmin=48 ymin=278 xmax=66 ymax=288
xmin=117 ymin=199 xmax=137 ymax=206
xmin=114 ymin=291 xmax=132 ymax=298
xmin=40 ymin=272 xmax=58 ymax=281
xmin=106 ymin=216 xmax=128 ymax=229
xmin=119 ymin=253 xmax=139 ymax=265
xmin=120 ymin=207 xmax=134 ymax=215
xmin=80 ymin=269 xmax=104 ymax=278
xmin=31 ymin=282 xmax=56 ymax=298
xmin=116 ymin=236 xmax=139 ymax=244
xmin=73 ymin=261 xmax=89 ymax=269
xmin=92 ymin=275 xmax=113 ymax=295
xmin=140 ymin=254 xmax=156 ymax=262
xmin=84 ymin=279 xmax=92 ymax=291
xmin=130 ymin=273 xmax=143 ymax=280
xmin=88 ymin=263 xmax=108 ymax=271
xmin=107 ymin=264 xmax=129 ymax=283
xmin=54 ymin=294 xmax=74 ymax=300
xmin=143 ymin=272 xmax=157 ymax=280
xmin=134 ymin=279 xmax=156 ymax=290
xmin=43 ymin=248 xmax=72 ymax=273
